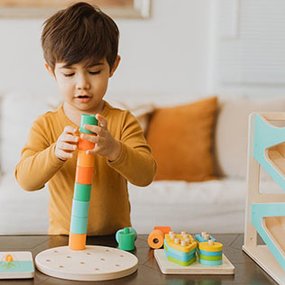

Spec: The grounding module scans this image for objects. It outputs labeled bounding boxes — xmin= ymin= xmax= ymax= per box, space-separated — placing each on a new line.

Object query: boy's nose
xmin=76 ymin=75 xmax=90 ymax=90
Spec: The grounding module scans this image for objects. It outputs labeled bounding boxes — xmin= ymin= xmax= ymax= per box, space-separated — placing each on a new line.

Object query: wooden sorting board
xmin=154 ymin=249 xmax=234 ymax=275
xmin=0 ymin=251 xmax=34 ymax=279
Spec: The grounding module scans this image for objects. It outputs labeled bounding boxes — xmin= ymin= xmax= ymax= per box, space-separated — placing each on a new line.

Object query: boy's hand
xmin=55 ymin=126 xmax=78 ymax=161
xmin=80 ymin=114 xmax=121 ymax=161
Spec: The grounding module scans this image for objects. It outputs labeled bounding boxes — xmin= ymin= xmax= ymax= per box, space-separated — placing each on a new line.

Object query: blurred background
xmin=0 ymin=0 xmax=285 ymax=235
xmin=0 ymin=0 xmax=284 ymax=105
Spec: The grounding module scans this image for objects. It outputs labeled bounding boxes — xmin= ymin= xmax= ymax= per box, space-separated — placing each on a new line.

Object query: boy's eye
xmin=89 ymin=71 xmax=101 ymax=75
xmin=63 ymin=73 xmax=75 ymax=77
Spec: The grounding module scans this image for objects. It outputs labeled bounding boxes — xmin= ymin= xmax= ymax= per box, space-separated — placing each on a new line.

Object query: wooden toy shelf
xmin=243 ymin=112 xmax=285 ymax=285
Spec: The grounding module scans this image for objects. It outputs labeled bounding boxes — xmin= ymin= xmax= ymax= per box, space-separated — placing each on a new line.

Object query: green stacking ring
xmin=74 ymin=183 xmax=92 ymax=201
xmin=80 ymin=114 xmax=98 ymax=134
xmin=166 ymin=255 xmax=196 ymax=266
xmin=199 ymin=254 xmax=222 ymax=261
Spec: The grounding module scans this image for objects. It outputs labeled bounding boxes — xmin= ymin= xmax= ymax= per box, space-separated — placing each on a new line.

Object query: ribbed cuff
xmin=49 ymin=143 xmax=66 ymax=167
xmin=107 ymin=142 xmax=126 ymax=168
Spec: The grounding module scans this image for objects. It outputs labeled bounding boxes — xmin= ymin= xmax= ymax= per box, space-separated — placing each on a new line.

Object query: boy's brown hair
xmin=41 ymin=2 xmax=119 ymax=70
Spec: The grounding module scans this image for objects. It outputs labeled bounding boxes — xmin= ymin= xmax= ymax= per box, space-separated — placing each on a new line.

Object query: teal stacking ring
xmin=80 ymin=114 xmax=98 ymax=134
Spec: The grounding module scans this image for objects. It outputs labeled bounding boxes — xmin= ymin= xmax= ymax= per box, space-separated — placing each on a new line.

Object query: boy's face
xmin=47 ymin=57 xmax=120 ymax=113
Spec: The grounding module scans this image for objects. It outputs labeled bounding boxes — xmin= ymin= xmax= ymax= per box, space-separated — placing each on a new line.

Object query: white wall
xmin=0 ymin=0 xmax=215 ymax=106
xmin=1 ymin=0 xmax=285 ymax=106
xmin=111 ymin=0 xmax=216 ymax=105
xmin=217 ymin=0 xmax=285 ymax=98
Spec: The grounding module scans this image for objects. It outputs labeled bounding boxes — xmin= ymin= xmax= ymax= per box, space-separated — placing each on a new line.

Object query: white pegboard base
xmin=35 ymin=245 xmax=138 ymax=281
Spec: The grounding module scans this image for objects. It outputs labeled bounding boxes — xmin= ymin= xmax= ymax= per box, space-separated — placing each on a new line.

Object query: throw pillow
xmin=146 ymin=96 xmax=218 ymax=182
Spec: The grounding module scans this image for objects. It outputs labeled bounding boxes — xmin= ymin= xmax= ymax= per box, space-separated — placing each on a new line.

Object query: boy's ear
xmin=45 ymin=63 xmax=55 ymax=78
xmin=109 ymin=55 xmax=121 ymax=77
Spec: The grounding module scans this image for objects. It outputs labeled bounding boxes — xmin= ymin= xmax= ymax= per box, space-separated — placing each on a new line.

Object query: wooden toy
xmin=197 ymin=240 xmax=223 ymax=266
xmin=35 ymin=114 xmax=138 ymax=281
xmin=243 ymin=112 xmax=285 ymax=284
xmin=195 ymin=231 xmax=222 ymax=265
xmin=154 ymin=226 xmax=171 ymax=234
xmin=154 ymin=230 xmax=234 ymax=275
xmin=0 ymin=252 xmax=34 ymax=279
xmin=147 ymin=226 xmax=171 ymax=249
xmin=116 ymin=227 xmax=137 ymax=251
xmin=195 ymin=231 xmax=216 ymax=242
xmin=164 ymin=232 xmax=197 ymax=266
xmin=154 ymin=249 xmax=234 ymax=275
xmin=69 ymin=114 xmax=97 ymax=250
xmin=35 ymin=245 xmax=138 ymax=281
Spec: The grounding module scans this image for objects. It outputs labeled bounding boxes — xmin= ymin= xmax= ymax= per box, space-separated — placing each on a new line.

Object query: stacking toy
xmin=35 ymin=114 xmax=138 ymax=281
xmin=69 ymin=114 xmax=97 ymax=250
xmin=148 ymin=226 xmax=171 ymax=249
xmin=116 ymin=227 xmax=137 ymax=251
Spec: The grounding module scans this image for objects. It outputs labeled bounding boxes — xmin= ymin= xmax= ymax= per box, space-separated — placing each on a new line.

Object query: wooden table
xmin=0 ymin=234 xmax=278 ymax=284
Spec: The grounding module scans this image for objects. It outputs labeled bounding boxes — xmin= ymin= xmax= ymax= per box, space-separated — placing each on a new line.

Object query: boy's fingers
xmin=59 ymin=142 xmax=77 ymax=151
xmin=64 ymin=126 xmax=77 ymax=134
xmin=80 ymin=133 xmax=99 ymax=143
xmin=83 ymin=124 xmax=96 ymax=132
xmin=86 ymin=149 xmax=96 ymax=155
xmin=83 ymin=125 xmax=103 ymax=136
xmin=63 ymin=134 xmax=79 ymax=143
xmin=57 ymin=149 xmax=73 ymax=160
xmin=96 ymin=114 xmax=107 ymax=129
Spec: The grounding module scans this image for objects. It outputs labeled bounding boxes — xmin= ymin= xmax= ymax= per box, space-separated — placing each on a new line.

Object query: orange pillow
xmin=146 ymin=97 xmax=218 ymax=182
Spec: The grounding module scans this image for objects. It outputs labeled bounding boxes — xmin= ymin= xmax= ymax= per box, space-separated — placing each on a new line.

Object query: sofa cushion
xmin=215 ymin=96 xmax=285 ymax=179
xmin=146 ymin=96 xmax=218 ymax=182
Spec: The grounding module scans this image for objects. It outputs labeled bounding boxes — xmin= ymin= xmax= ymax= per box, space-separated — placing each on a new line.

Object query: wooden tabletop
xmin=0 ymin=234 xmax=278 ymax=284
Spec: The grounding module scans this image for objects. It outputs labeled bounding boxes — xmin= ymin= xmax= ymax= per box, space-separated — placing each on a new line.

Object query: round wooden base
xmin=35 ymin=245 xmax=138 ymax=281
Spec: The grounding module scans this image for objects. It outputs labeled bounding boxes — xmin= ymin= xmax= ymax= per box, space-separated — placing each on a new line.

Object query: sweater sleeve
xmin=15 ymin=118 xmax=65 ymax=191
xmin=107 ymin=111 xmax=156 ymax=186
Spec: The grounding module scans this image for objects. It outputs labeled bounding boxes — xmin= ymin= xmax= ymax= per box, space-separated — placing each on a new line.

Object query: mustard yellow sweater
xmin=15 ymin=101 xmax=156 ymax=235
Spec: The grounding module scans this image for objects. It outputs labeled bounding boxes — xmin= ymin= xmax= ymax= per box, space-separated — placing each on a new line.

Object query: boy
xmin=15 ymin=2 xmax=156 ymax=235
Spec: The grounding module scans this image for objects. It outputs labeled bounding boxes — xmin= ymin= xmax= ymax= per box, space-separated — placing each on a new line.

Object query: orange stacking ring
xmin=75 ymin=166 xmax=94 ymax=184
xmin=77 ymin=150 xmax=95 ymax=167
xmin=148 ymin=229 xmax=164 ymax=249
xmin=69 ymin=233 xmax=87 ymax=250
xmin=78 ymin=138 xmax=95 ymax=151
xmin=154 ymin=226 xmax=171 ymax=234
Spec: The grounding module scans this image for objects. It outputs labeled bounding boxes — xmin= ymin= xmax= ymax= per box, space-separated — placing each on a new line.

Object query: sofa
xmin=0 ymin=92 xmax=284 ymax=235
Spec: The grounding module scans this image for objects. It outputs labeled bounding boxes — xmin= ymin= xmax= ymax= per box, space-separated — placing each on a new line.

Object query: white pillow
xmin=215 ymin=96 xmax=285 ymax=179
xmin=2 ymin=92 xmax=57 ymax=175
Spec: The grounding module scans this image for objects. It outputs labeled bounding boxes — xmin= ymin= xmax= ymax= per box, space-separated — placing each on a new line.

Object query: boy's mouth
xmin=75 ymin=95 xmax=92 ymax=103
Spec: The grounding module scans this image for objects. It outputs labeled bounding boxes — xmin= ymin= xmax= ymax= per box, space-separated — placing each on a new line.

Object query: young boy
xmin=15 ymin=2 xmax=156 ymax=236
